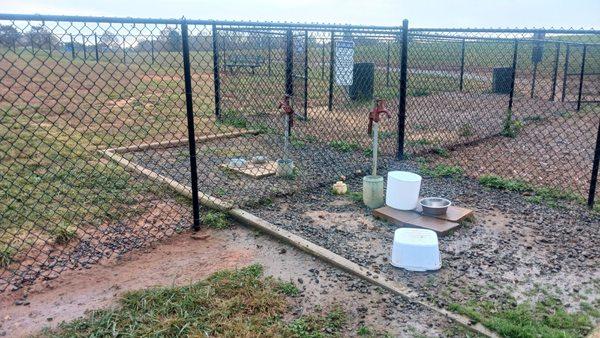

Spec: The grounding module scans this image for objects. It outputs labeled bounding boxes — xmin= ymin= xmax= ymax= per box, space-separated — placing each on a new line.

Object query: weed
xmin=51 ymin=222 xmax=78 ymax=245
xmin=478 ymin=174 xmax=530 ymax=192
xmin=286 ymin=306 xmax=347 ymax=337
xmin=0 ymin=246 xmax=15 ymax=268
xmin=433 ymin=146 xmax=450 ymax=157
xmin=219 ymin=109 xmax=248 ymax=129
xmin=329 ymin=140 xmax=359 ymax=152
xmin=277 ymin=281 xmax=300 ymax=297
xmin=201 ymin=211 xmax=230 ymax=229
xmin=501 ymin=109 xmax=523 ymax=138
xmin=409 ymin=88 xmax=430 ymax=97
xmin=357 ymin=325 xmax=372 ymax=336
xmin=347 ymin=191 xmax=363 ymax=203
xmin=420 ymin=164 xmax=463 ymax=178
xmin=458 ymin=123 xmax=474 ymax=137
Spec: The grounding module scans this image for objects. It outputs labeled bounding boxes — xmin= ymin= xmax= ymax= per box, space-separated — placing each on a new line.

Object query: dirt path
xmin=0 ymin=223 xmax=459 ymax=337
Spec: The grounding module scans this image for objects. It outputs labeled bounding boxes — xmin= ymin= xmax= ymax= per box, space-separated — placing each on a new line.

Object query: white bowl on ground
xmin=390 ymin=228 xmax=441 ymax=271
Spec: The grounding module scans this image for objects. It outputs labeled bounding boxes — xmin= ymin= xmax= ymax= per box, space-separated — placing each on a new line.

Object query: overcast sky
xmin=1 ymin=0 xmax=599 ymax=29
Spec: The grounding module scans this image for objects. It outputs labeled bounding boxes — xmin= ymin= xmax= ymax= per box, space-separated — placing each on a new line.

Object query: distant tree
xmin=160 ymin=27 xmax=181 ymax=52
xmin=24 ymin=25 xmax=59 ymax=49
xmin=0 ymin=25 xmax=20 ymax=47
xmin=99 ymin=31 xmax=121 ymax=50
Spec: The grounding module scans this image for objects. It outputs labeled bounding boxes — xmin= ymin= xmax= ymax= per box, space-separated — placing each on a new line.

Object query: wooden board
xmin=220 ymin=160 xmax=277 ymax=178
xmin=414 ymin=204 xmax=474 ymax=222
xmin=373 ymin=206 xmax=461 ymax=236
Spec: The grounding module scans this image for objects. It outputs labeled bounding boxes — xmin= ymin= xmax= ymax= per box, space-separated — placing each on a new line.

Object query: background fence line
xmin=0 ymin=14 xmax=598 ymax=291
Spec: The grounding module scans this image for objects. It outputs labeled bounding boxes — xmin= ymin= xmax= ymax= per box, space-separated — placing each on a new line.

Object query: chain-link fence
xmin=0 ymin=14 xmax=598 ymax=291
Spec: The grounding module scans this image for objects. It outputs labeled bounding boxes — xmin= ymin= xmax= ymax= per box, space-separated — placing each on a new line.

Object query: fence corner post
xmin=396 ymin=19 xmax=409 ymax=160
xmin=181 ymin=20 xmax=201 ymax=231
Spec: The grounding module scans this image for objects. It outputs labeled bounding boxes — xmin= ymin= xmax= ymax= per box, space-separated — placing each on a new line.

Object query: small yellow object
xmin=332 ymin=181 xmax=348 ymax=195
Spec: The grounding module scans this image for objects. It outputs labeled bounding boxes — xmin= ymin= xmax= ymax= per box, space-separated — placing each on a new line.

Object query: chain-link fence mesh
xmin=0 ymin=15 xmax=598 ymax=291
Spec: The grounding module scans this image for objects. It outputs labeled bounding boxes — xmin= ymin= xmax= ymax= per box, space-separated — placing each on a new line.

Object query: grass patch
xmin=0 ymin=246 xmax=15 ymax=268
xmin=46 ymin=264 xmax=348 ymax=337
xmin=478 ymin=174 xmax=584 ymax=207
xmin=420 ymin=164 xmax=463 ymax=178
xmin=276 ymin=281 xmax=300 ymax=297
xmin=408 ymin=88 xmax=430 ymax=97
xmin=347 ymin=191 xmax=363 ymax=203
xmin=406 ymin=138 xmax=433 ymax=147
xmin=218 ymin=109 xmax=249 ymax=129
xmin=433 ymin=146 xmax=450 ymax=157
xmin=201 ymin=211 xmax=230 ymax=229
xmin=329 ymin=140 xmax=360 ymax=152
xmin=449 ymin=296 xmax=594 ymax=338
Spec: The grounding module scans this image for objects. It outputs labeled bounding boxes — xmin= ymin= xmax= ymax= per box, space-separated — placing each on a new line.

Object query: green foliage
xmin=501 ymin=109 xmax=523 ymax=138
xmin=357 ymin=325 xmax=372 ymax=336
xmin=479 ymin=174 xmax=584 ymax=207
xmin=219 ymin=109 xmax=248 ymax=129
xmin=347 ymin=191 xmax=363 ymax=203
xmin=458 ymin=123 xmax=474 ymax=137
xmin=449 ymin=296 xmax=594 ymax=338
xmin=201 ymin=211 xmax=230 ymax=229
xmin=277 ymin=281 xmax=300 ymax=297
xmin=0 ymin=246 xmax=15 ymax=268
xmin=51 ymin=222 xmax=78 ymax=245
xmin=420 ymin=164 xmax=463 ymax=178
xmin=408 ymin=88 xmax=430 ymax=97
xmin=329 ymin=140 xmax=359 ymax=152
xmin=407 ymin=138 xmax=432 ymax=147
xmin=433 ymin=146 xmax=450 ymax=157
xmin=285 ymin=306 xmax=346 ymax=337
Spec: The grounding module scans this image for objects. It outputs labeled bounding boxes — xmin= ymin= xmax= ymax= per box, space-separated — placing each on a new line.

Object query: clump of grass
xmin=363 ymin=147 xmax=373 ymax=157
xmin=329 ymin=140 xmax=359 ymax=152
xmin=433 ymin=146 xmax=450 ymax=157
xmin=449 ymin=296 xmax=594 ymax=337
xmin=407 ymin=138 xmax=432 ymax=147
xmin=501 ymin=109 xmax=523 ymax=138
xmin=478 ymin=174 xmax=583 ymax=206
xmin=420 ymin=164 xmax=463 ymax=178
xmin=458 ymin=123 xmax=474 ymax=137
xmin=357 ymin=325 xmax=372 ymax=336
xmin=276 ymin=281 xmax=300 ymax=297
xmin=409 ymin=88 xmax=430 ymax=97
xmin=285 ymin=306 xmax=346 ymax=337
xmin=201 ymin=211 xmax=230 ymax=229
xmin=347 ymin=191 xmax=363 ymax=203
xmin=51 ymin=222 xmax=78 ymax=245
xmin=219 ymin=109 xmax=248 ymax=129
xmin=0 ymin=246 xmax=15 ymax=268
xmin=47 ymin=264 xmax=348 ymax=337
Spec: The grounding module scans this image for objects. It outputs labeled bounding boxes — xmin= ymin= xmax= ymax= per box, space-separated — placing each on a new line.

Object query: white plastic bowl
xmin=386 ymin=171 xmax=422 ymax=210
xmin=390 ymin=228 xmax=441 ymax=271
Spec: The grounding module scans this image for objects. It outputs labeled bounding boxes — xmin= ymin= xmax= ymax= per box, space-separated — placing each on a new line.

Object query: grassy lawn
xmin=42 ymin=264 xmax=349 ymax=337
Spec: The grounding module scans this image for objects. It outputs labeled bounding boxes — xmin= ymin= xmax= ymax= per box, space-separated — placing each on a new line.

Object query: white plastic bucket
xmin=390 ymin=228 xmax=441 ymax=271
xmin=386 ymin=171 xmax=422 ymax=210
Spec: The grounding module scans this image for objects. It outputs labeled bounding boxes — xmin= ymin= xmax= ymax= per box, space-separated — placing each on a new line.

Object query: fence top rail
xmin=410 ymin=32 xmax=600 ymax=46
xmin=411 ymin=27 xmax=600 ymax=35
xmin=0 ymin=13 xmax=404 ymax=32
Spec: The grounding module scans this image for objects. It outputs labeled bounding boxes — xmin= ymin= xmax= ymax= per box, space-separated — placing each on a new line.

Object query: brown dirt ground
xmin=0 ymin=224 xmax=460 ymax=338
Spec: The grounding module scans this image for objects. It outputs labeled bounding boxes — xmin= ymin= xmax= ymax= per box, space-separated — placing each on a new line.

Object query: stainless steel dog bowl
xmin=419 ymin=197 xmax=451 ymax=216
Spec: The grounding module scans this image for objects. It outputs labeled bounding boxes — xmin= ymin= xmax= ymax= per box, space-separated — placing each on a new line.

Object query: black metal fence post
xmin=550 ymin=42 xmax=560 ymax=101
xmin=151 ymin=38 xmax=155 ymax=64
xmin=508 ymin=39 xmax=519 ymax=112
xmin=327 ymin=31 xmax=335 ymax=111
xmin=82 ymin=35 xmax=87 ymax=60
xmin=285 ymin=30 xmax=294 ymax=96
xmin=576 ymin=44 xmax=587 ymax=111
xmin=94 ymin=33 xmax=99 ymax=62
xmin=589 ymin=118 xmax=600 ymax=208
xmin=459 ymin=38 xmax=466 ymax=91
xmin=267 ymin=34 xmax=272 ymax=77
xmin=386 ymin=40 xmax=390 ymax=87
xmin=396 ymin=19 xmax=409 ymax=160
xmin=303 ymin=30 xmax=309 ymax=119
xmin=321 ymin=39 xmax=325 ymax=79
xmin=561 ymin=43 xmax=570 ymax=102
xmin=212 ymin=24 xmax=221 ymax=119
xmin=181 ymin=21 xmax=201 ymax=231
xmin=70 ymin=33 xmax=75 ymax=59
xmin=530 ymin=56 xmax=538 ymax=98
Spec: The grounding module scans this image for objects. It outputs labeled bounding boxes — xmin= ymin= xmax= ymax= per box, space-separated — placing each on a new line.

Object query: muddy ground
xmin=247 ymin=160 xmax=600 ymax=324
xmin=0 ymin=223 xmax=465 ymax=338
